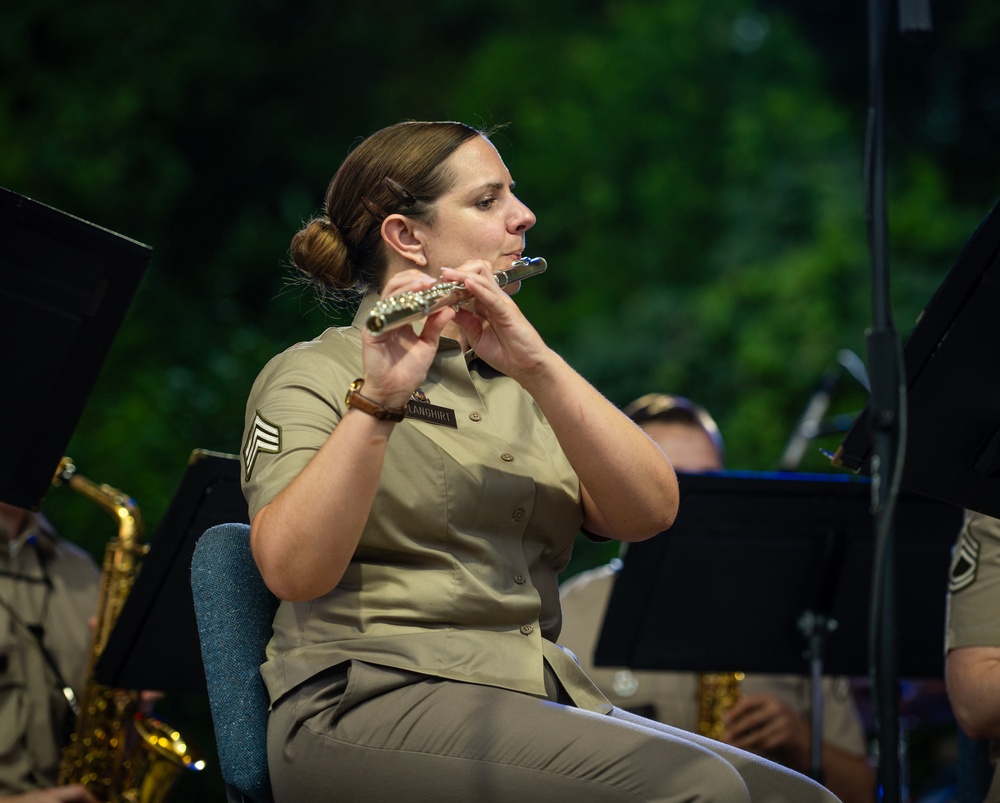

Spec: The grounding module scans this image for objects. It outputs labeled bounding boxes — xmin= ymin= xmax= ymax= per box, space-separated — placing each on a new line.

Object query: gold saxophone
xmin=697 ymin=671 xmax=745 ymax=740
xmin=53 ymin=457 xmax=202 ymax=803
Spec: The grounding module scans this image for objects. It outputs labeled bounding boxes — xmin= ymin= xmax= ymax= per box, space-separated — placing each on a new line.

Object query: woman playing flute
xmin=241 ymin=120 xmax=840 ymax=802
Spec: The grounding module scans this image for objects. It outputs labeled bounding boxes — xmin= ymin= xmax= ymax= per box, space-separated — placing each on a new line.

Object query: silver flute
xmin=365 ymin=257 xmax=547 ymax=335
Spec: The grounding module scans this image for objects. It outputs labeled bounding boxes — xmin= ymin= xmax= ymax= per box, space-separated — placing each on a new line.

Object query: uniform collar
xmin=1 ymin=511 xmax=58 ymax=561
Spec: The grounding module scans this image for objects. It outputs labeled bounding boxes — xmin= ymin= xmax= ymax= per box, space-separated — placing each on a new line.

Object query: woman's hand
xmin=361 ymin=269 xmax=456 ymax=407
xmin=442 ymin=262 xmax=550 ymax=382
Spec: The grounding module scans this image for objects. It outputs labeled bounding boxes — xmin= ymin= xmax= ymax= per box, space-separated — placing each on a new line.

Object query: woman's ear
xmin=382 ymin=214 xmax=428 ymax=266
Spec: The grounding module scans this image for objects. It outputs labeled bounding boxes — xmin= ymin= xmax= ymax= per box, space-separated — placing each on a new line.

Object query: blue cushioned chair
xmin=191 ymin=522 xmax=279 ymax=803
xmin=956 ymin=727 xmax=993 ymax=802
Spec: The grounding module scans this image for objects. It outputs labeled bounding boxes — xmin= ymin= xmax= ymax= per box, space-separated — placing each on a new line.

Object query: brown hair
xmin=290 ymin=121 xmax=485 ymax=297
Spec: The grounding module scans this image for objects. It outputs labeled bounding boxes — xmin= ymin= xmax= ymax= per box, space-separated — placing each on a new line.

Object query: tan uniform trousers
xmin=267 ymin=660 xmax=840 ymax=802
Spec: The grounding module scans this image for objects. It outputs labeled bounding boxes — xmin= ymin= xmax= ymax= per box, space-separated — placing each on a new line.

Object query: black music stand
xmin=835 ymin=195 xmax=1000 ymax=519
xmin=95 ymin=450 xmax=249 ymax=694
xmin=0 ymin=187 xmax=150 ymax=510
xmin=594 ymin=471 xmax=962 ymax=778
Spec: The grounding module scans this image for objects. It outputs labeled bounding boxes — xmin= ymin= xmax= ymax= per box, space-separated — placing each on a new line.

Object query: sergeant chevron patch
xmin=244 ymin=411 xmax=281 ymax=481
xmin=948 ymin=525 xmax=980 ymax=593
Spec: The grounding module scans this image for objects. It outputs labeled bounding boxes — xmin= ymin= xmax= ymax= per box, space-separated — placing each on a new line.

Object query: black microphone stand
xmin=798 ymin=609 xmax=838 ymax=784
xmin=864 ymin=2 xmax=931 ymax=801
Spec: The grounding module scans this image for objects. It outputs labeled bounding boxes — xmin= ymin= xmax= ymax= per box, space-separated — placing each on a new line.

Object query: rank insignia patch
xmin=244 ymin=411 xmax=281 ymax=481
xmin=949 ymin=525 xmax=980 ymax=593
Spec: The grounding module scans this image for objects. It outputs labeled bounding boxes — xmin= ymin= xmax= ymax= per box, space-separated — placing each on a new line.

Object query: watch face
xmin=347 ymin=378 xmax=364 ymax=405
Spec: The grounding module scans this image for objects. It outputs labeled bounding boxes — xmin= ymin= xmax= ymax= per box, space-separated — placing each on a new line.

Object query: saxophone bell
xmin=366 ymin=256 xmax=547 ymax=335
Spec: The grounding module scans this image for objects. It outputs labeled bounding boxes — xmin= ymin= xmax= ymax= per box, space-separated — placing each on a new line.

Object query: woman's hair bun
xmin=290 ymin=214 xmax=353 ymax=291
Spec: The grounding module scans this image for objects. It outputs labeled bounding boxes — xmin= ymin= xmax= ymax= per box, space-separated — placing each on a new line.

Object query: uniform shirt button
xmin=520 ymin=624 xmax=533 ymax=635
xmin=512 ymin=508 xmax=526 ymax=522
xmin=612 ymin=670 xmax=640 ymax=698
xmin=513 ymin=572 xmax=525 ymax=584
xmin=469 ymin=411 xmax=482 ymax=422
xmin=501 ymin=452 xmax=514 ymax=462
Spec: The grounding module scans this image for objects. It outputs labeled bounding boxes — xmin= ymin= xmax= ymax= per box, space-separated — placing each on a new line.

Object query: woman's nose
xmin=512 ymin=200 xmax=536 ymax=233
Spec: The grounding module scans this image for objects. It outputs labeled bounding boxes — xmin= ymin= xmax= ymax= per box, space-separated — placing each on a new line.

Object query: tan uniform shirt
xmin=0 ymin=513 xmax=99 ymax=794
xmin=559 ymin=563 xmax=868 ymax=759
xmin=946 ymin=509 xmax=1000 ymax=796
xmin=946 ymin=509 xmax=1000 ymax=651
xmin=242 ymin=297 xmax=609 ymax=713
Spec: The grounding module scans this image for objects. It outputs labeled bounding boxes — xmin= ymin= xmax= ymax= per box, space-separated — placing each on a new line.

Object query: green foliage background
xmin=3 ymin=0 xmax=998 ymax=796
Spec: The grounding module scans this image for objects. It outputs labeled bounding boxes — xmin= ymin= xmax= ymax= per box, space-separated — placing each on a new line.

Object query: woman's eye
xmin=476 ymin=197 xmax=498 ymax=210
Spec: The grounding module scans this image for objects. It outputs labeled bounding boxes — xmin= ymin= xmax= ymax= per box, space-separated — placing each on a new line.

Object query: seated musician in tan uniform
xmin=946 ymin=509 xmax=1000 ymax=799
xmin=0 ymin=502 xmax=98 ymax=803
xmin=559 ymin=394 xmax=875 ymax=803
xmin=242 ymin=120 xmax=841 ymax=801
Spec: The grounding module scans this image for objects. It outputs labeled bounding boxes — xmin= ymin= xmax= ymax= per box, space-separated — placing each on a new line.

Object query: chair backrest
xmin=191 ymin=522 xmax=279 ymax=803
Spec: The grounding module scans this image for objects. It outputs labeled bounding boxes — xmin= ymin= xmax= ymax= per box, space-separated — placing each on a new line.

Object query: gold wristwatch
xmin=345 ymin=378 xmax=407 ymax=422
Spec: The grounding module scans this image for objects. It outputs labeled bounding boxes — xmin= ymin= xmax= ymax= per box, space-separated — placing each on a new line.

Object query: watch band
xmin=345 ymin=378 xmax=407 ymax=422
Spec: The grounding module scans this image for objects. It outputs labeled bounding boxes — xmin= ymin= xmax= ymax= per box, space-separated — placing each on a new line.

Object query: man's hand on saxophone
xmin=722 ymin=692 xmax=812 ymax=766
